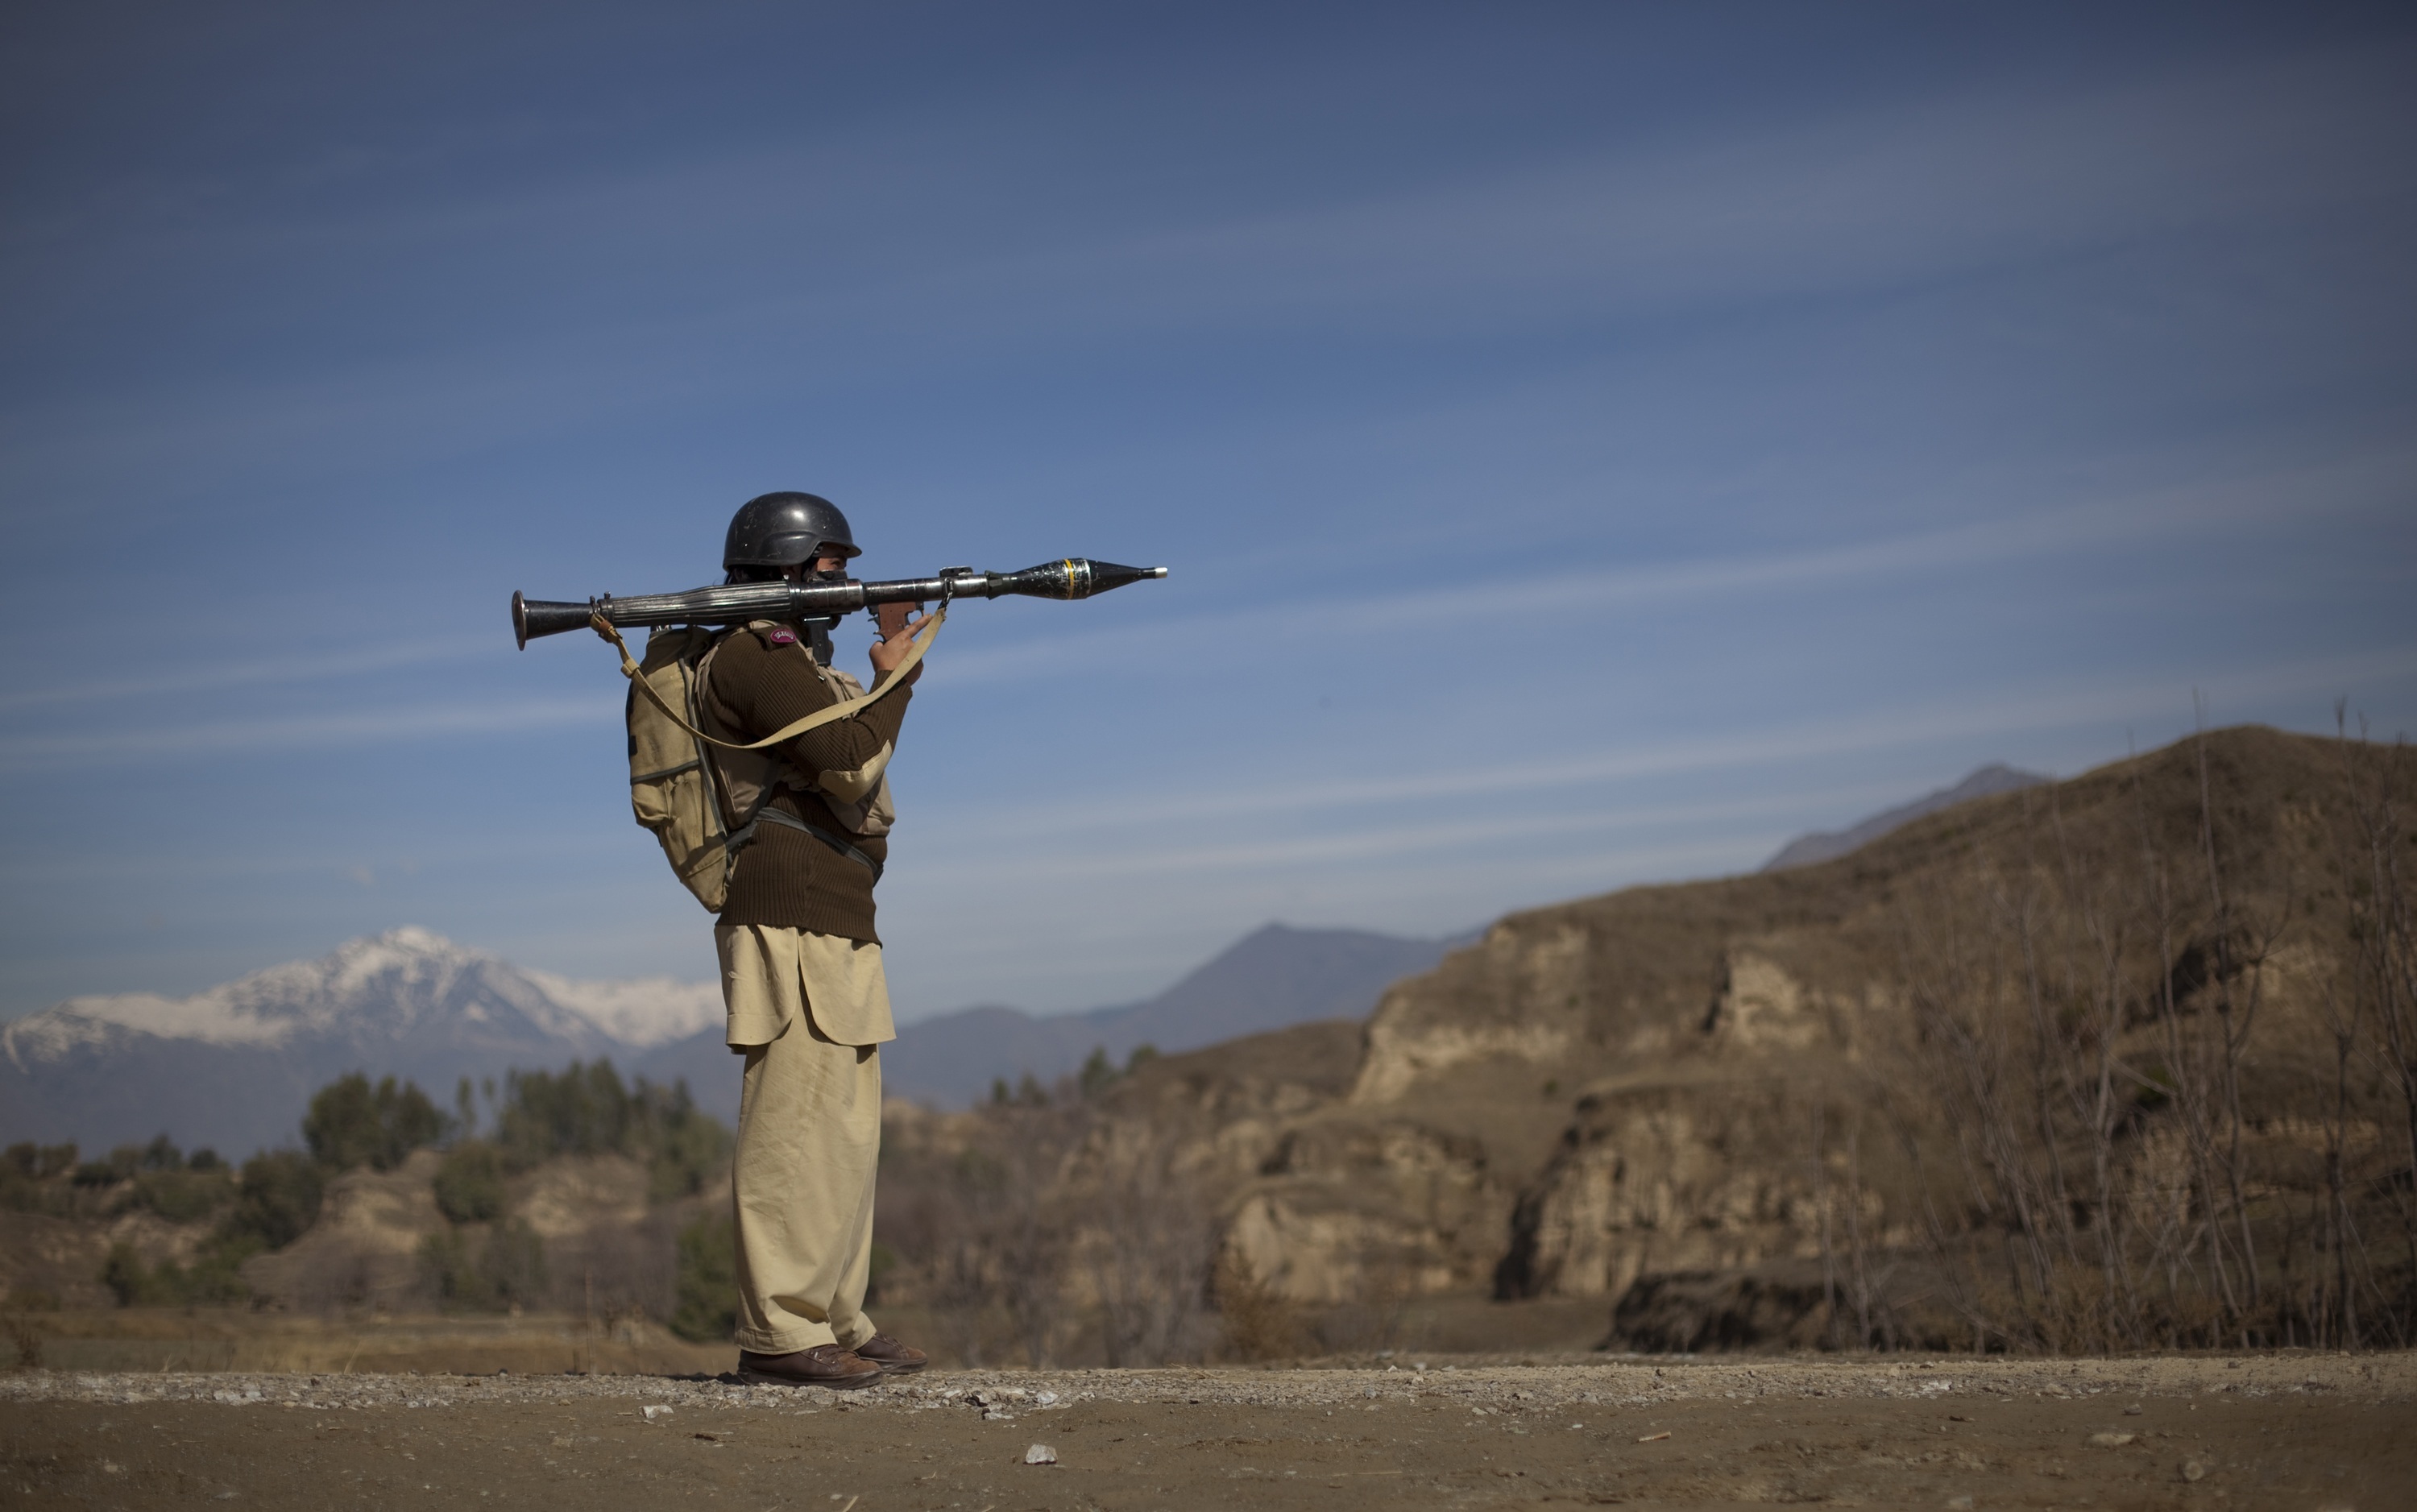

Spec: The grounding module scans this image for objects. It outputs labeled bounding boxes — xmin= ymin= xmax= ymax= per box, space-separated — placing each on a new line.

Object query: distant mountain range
xmin=646 ymin=923 xmax=1460 ymax=1116
xmin=0 ymin=928 xmax=720 ymax=1158
xmin=3 ymin=768 xmax=2049 ymax=1154
xmin=0 ymin=922 xmax=1453 ymax=1153
xmin=1761 ymin=764 xmax=2048 ymax=870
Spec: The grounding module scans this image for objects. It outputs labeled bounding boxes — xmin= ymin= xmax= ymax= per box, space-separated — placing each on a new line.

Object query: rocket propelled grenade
xmin=511 ymin=560 xmax=1168 ymax=648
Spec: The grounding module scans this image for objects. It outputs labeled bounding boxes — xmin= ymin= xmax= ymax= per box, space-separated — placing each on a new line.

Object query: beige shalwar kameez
xmin=718 ymin=922 xmax=896 ymax=1354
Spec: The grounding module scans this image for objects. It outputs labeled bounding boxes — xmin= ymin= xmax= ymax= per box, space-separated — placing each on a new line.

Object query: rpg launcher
xmin=510 ymin=560 xmax=1167 ymax=649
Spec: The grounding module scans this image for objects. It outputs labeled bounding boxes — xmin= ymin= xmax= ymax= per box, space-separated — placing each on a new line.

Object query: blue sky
xmin=2 ymin=1 xmax=2412 ymax=1021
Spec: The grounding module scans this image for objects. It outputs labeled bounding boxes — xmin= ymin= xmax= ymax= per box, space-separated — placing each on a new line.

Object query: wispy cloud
xmin=0 ymin=633 xmax=491 ymax=712
xmin=929 ymin=449 xmax=2417 ymax=690
xmin=0 ymin=695 xmax=616 ymax=769
xmin=12 ymin=34 xmax=2409 ymax=516
xmin=932 ymin=641 xmax=2417 ymax=844
xmin=902 ymin=774 xmax=1917 ymax=886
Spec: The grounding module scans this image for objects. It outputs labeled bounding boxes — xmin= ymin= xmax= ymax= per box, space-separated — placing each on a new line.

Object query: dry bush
xmin=873 ymin=1092 xmax=1222 ymax=1367
xmin=6 ymin=1311 xmax=42 ymax=1370
xmin=1079 ymin=1121 xmax=1217 ymax=1366
xmin=547 ymin=1208 xmax=689 ymax=1323
xmin=875 ymin=1101 xmax=1084 ymax=1365
xmin=1212 ymin=1250 xmax=1300 ymax=1361
xmin=1873 ymin=724 xmax=2417 ymax=1351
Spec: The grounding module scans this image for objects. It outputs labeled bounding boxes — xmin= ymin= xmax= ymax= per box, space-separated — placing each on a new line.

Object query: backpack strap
xmin=745 ymin=806 xmax=885 ymax=883
xmin=590 ymin=608 xmax=941 ymax=752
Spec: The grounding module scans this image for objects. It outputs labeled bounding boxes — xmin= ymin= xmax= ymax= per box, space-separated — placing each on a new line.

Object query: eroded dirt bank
xmin=4 ymin=1353 xmax=2408 ymax=1510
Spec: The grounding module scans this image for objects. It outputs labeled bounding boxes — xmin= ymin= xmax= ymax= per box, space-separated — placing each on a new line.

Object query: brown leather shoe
xmin=736 ymin=1344 xmax=881 ymax=1390
xmin=852 ymin=1332 xmax=928 ymax=1374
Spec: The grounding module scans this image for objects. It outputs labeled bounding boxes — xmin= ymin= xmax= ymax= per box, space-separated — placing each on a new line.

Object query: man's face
xmin=780 ymin=552 xmax=851 ymax=582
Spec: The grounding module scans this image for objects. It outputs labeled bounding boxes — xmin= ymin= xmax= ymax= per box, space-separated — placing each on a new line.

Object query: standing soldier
xmin=703 ymin=491 xmax=930 ymax=1389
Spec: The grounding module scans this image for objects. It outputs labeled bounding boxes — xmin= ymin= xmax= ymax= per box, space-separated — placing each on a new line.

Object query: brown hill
xmin=906 ymin=723 xmax=2414 ymax=1356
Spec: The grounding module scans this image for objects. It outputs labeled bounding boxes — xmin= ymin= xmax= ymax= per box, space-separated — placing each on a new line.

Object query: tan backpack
xmin=596 ymin=612 xmax=939 ymax=911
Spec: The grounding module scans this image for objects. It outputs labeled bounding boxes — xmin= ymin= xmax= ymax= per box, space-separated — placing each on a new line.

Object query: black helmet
xmin=723 ymin=491 xmax=860 ymax=569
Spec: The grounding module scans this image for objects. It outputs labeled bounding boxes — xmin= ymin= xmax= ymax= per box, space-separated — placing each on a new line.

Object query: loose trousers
xmin=719 ymin=925 xmax=892 ymax=1355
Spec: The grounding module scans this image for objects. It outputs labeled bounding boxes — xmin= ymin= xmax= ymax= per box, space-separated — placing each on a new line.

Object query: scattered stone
xmin=642 ymin=1405 xmax=673 ymax=1420
xmin=2182 ymin=1460 xmax=2208 ymax=1482
xmin=1024 ymin=1443 xmax=1057 ymax=1465
xmin=1637 ymin=1431 xmax=1671 ymax=1443
xmin=2087 ymin=1432 xmax=2134 ymax=1447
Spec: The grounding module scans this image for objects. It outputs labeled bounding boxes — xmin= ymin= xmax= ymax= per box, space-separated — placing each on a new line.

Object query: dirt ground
xmin=3 ymin=1352 xmax=2407 ymax=1510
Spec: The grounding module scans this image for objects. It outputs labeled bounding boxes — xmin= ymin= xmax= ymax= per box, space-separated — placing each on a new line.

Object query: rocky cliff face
xmin=1072 ymin=727 xmax=2416 ymax=1352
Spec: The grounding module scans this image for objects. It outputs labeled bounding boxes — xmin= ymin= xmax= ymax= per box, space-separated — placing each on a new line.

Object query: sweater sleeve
xmin=707 ymin=630 xmax=914 ymax=778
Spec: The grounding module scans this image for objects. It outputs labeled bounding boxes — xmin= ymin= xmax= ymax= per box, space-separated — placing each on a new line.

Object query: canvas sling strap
xmin=588 ymin=604 xmax=943 ymax=755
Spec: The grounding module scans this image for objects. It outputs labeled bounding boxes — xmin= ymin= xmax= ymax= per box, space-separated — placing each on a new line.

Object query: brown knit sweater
xmin=703 ymin=623 xmax=918 ymax=944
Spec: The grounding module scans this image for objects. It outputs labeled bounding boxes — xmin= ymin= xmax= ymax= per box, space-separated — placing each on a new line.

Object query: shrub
xmin=5 ymin=1312 xmax=39 ymax=1369
xmin=0 ymin=1144 xmax=73 ymax=1217
xmin=432 ymin=1142 xmax=508 ymax=1224
xmin=100 ymin=1243 xmax=150 ymax=1307
xmin=642 ymin=1085 xmax=732 ymax=1203
xmin=481 ymin=1220 xmax=549 ymax=1307
xmin=419 ymin=1220 xmax=549 ymax=1311
xmin=130 ymin=1166 xmax=237 ymax=1224
xmin=75 ymin=1146 xmax=143 ymax=1187
xmin=669 ymin=1214 xmax=736 ymax=1343
xmin=227 ymin=1150 xmax=325 ymax=1251
xmin=101 ymin=1241 xmax=250 ymax=1308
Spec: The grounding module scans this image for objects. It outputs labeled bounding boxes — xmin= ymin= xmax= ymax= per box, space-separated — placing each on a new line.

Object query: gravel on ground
xmin=3 ymin=1353 xmax=2407 ymax=1509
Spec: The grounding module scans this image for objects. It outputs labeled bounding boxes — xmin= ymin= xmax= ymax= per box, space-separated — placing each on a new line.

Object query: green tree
xmin=637 ymin=1081 xmax=732 ymax=1203
xmin=227 ymin=1150 xmax=325 ymax=1250
xmin=303 ymin=1073 xmax=446 ymax=1171
xmin=477 ymin=1059 xmax=728 ymax=1197
xmin=494 ymin=1060 xmax=633 ymax=1169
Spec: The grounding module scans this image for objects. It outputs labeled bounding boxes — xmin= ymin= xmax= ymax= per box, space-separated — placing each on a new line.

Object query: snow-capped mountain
xmin=1 ymin=922 xmax=1456 ymax=1153
xmin=0 ymin=928 xmax=720 ymax=1157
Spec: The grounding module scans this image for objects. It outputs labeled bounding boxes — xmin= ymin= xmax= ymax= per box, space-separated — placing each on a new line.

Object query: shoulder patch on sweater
xmin=761 ymin=627 xmax=799 ymax=646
